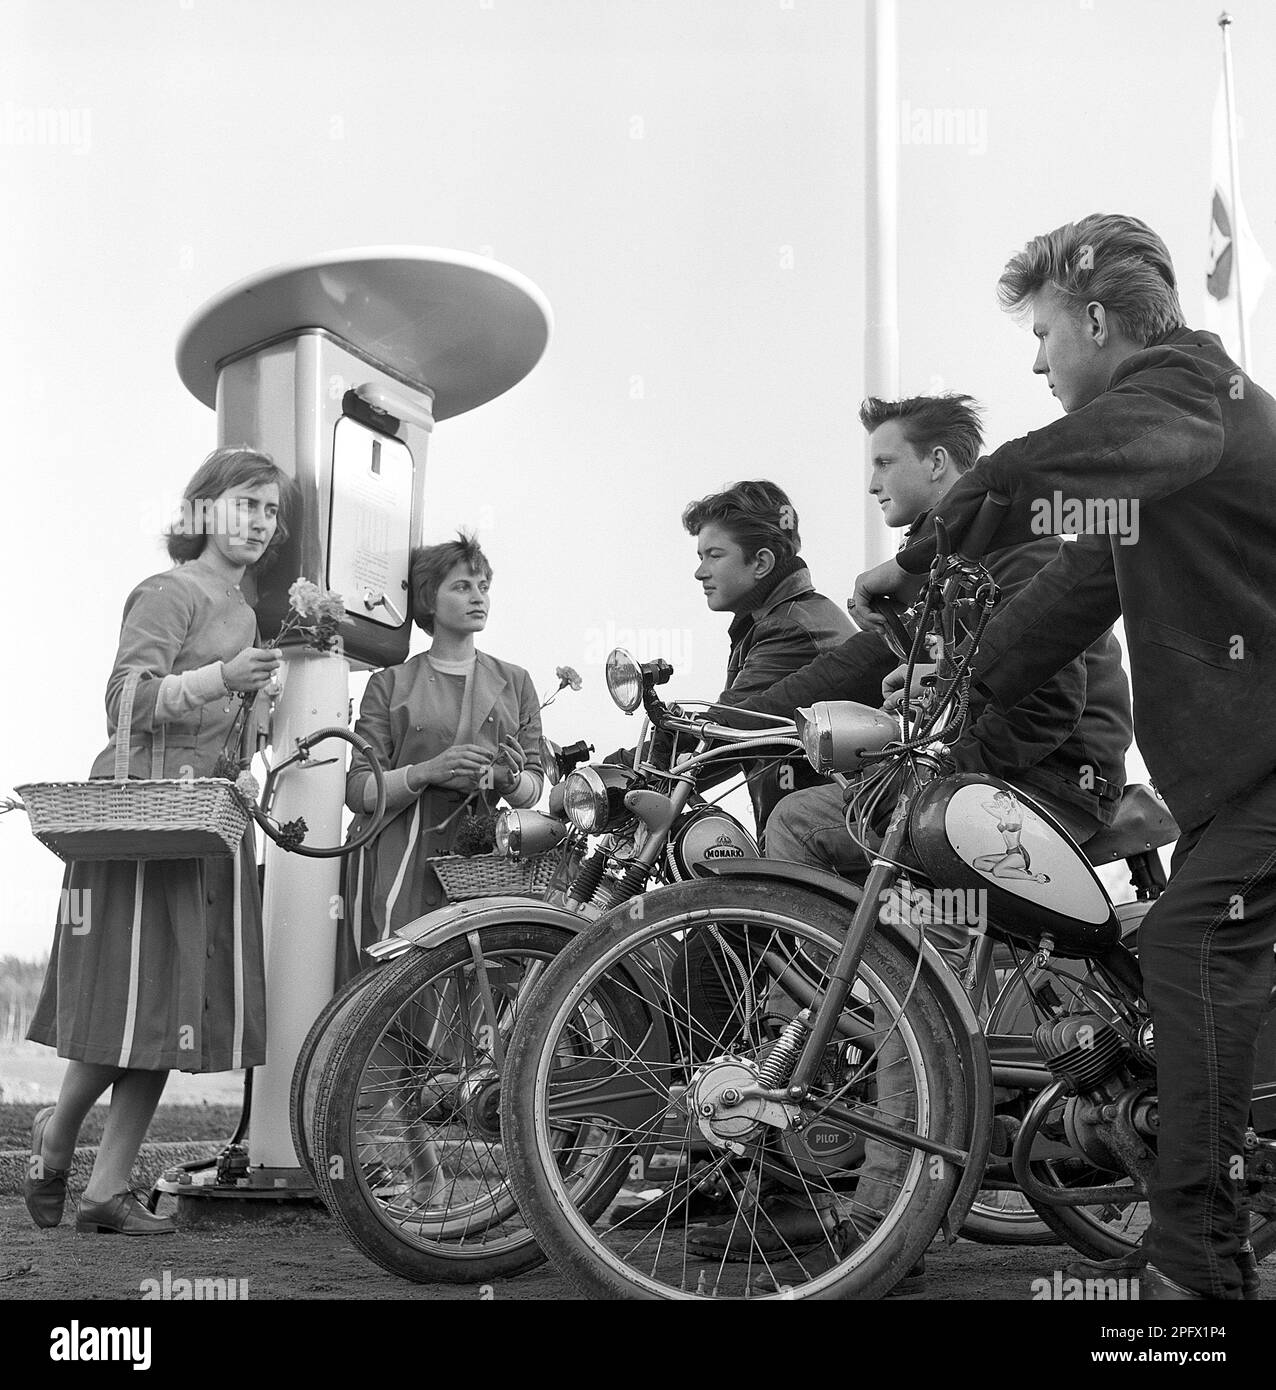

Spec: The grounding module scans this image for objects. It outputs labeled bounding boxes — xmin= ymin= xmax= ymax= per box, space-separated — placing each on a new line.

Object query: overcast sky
xmin=3 ymin=0 xmax=1273 ymax=958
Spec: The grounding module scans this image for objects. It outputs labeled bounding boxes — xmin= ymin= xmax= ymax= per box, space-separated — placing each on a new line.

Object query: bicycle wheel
xmin=309 ymin=923 xmax=624 ymax=1283
xmin=502 ymin=878 xmax=969 ymax=1299
xmin=291 ymin=966 xmax=385 ymax=1186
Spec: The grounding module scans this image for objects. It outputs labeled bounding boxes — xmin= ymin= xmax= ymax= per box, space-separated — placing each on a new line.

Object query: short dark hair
xmin=410 ymin=530 xmax=493 ymax=635
xmin=681 ymin=480 xmax=800 ymax=562
xmin=165 ymin=446 xmax=294 ymax=572
xmin=858 ymin=394 xmax=985 ymax=473
xmin=997 ymin=213 xmax=1184 ymax=346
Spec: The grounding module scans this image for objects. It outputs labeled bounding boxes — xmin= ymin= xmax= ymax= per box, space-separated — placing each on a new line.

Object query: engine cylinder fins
xmin=1033 ymin=1014 xmax=1131 ymax=1092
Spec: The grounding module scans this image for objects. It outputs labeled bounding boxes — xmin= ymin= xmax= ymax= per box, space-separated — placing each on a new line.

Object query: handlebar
xmin=249 ymin=725 xmax=388 ymax=858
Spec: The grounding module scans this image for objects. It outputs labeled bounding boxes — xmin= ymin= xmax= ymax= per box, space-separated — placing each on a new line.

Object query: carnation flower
xmin=555 ymin=665 xmax=583 ymax=692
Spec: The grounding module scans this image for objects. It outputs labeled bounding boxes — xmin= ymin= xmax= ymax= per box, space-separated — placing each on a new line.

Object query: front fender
xmin=373 ymin=893 xmax=673 ymax=1023
xmin=370 ymin=894 xmax=590 ymax=960
xmin=700 ymin=859 xmax=993 ymax=1233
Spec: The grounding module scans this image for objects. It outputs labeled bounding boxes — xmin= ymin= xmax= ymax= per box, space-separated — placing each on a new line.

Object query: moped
xmin=497 ymin=502 xmax=1276 ymax=1298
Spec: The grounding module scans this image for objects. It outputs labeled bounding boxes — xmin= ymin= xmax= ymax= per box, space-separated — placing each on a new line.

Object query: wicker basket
xmin=428 ymin=850 xmax=561 ymax=901
xmin=15 ymin=670 xmax=250 ymax=863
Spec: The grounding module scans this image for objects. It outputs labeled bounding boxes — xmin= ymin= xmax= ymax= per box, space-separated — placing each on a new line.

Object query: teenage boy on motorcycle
xmin=724 ymin=395 xmax=1131 ymax=915
xmin=613 ymin=481 xmax=852 ymax=836
xmin=856 ymin=212 xmax=1276 ymax=1301
xmin=684 ymin=394 xmax=1132 ymax=1273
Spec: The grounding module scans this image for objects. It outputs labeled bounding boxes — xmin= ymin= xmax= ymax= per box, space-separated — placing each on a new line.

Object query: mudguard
xmin=377 ymin=893 xmax=672 ymax=1022
xmin=700 ymin=859 xmax=994 ymax=1234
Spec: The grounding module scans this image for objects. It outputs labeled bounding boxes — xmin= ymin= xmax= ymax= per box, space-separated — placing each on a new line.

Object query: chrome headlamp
xmin=563 ymin=766 xmax=610 ymax=832
xmin=539 ymin=736 xmax=563 ymax=786
xmin=495 ymin=808 xmax=568 ymax=860
xmin=562 ymin=764 xmax=636 ymax=833
xmin=796 ymin=701 xmax=899 ymax=775
xmin=605 ymin=648 xmax=643 ymax=714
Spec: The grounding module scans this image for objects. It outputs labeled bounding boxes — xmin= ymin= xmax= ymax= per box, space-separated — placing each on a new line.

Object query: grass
xmin=0 ymin=1101 xmax=243 ymax=1151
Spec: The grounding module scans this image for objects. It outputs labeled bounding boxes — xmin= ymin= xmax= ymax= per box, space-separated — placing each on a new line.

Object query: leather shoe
xmin=1065 ymin=1247 xmax=1147 ymax=1280
xmin=24 ymin=1107 xmax=71 ymax=1229
xmin=1139 ymin=1264 xmax=1207 ymax=1301
xmin=687 ymin=1192 xmax=842 ymax=1261
xmin=76 ymin=1191 xmax=176 ymax=1236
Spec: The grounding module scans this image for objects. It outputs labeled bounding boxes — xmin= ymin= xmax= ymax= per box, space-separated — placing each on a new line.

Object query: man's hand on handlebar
xmin=881 ymin=662 xmax=938 ymax=712
xmin=849 ymin=557 xmax=911 ymax=634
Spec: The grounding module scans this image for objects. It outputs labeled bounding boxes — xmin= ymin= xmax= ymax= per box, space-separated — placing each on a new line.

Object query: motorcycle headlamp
xmin=539 ymin=736 xmax=563 ymax=786
xmin=606 ymin=649 xmax=643 ymax=714
xmin=495 ymin=808 xmax=568 ymax=860
xmin=796 ymin=701 xmax=899 ymax=776
xmin=564 ymin=766 xmax=611 ymax=832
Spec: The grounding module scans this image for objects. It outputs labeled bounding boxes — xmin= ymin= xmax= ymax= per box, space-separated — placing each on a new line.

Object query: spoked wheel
xmin=291 ymin=966 xmax=385 ymax=1186
xmin=308 ymin=924 xmax=625 ymax=1283
xmin=961 ymin=1188 xmax=1061 ymax=1245
xmin=501 ymin=879 xmax=969 ymax=1300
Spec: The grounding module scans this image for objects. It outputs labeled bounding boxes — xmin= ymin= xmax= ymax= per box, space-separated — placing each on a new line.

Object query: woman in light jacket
xmin=25 ymin=447 xmax=289 ymax=1235
xmin=337 ymin=532 xmax=543 ymax=984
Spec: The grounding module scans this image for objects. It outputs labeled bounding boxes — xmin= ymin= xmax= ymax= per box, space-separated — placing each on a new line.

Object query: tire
xmin=501 ymin=878 xmax=969 ymax=1300
xmin=291 ymin=966 xmax=385 ymax=1186
xmin=960 ymin=1189 xmax=1061 ymax=1246
xmin=310 ymin=923 xmax=622 ymax=1283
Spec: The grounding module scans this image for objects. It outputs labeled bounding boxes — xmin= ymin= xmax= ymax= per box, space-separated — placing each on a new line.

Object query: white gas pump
xmin=166 ymin=248 xmax=551 ymax=1202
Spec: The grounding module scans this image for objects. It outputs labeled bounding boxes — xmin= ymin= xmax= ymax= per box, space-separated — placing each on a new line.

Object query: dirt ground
xmin=3 ymin=1193 xmax=1273 ymax=1304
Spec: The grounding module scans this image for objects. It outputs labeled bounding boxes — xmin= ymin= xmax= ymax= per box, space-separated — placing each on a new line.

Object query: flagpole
xmin=865 ymin=0 xmax=899 ymax=568
xmin=1219 ymin=11 xmax=1248 ymax=370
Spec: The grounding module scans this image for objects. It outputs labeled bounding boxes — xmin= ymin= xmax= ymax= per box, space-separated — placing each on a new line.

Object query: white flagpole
xmin=1219 ymin=11 xmax=1248 ymax=370
xmin=865 ymin=0 xmax=899 ymax=567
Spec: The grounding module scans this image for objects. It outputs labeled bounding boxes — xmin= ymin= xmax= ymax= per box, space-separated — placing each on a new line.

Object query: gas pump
xmin=159 ymin=248 xmax=551 ymax=1206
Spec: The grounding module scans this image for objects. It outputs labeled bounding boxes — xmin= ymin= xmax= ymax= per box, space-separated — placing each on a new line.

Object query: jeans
xmin=1139 ymin=769 xmax=1276 ymax=1298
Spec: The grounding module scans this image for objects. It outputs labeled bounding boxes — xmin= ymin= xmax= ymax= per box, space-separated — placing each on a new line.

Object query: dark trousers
xmin=1140 ymin=769 xmax=1276 ymax=1297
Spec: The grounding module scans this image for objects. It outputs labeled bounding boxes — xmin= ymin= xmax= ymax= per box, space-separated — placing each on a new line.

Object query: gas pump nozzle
xmin=362 ymin=590 xmax=405 ymax=625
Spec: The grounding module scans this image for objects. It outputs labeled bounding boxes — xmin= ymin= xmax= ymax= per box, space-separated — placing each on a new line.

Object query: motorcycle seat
xmin=1084 ymin=783 xmax=1179 ymax=865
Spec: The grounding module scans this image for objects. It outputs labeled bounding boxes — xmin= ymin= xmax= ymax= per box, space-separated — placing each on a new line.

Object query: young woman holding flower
xmin=337 ymin=532 xmax=544 ymax=983
xmin=24 ymin=447 xmax=291 ymax=1235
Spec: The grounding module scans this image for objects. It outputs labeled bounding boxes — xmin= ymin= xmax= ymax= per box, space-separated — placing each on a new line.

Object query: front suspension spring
xmin=592 ymin=862 xmax=651 ymax=911
xmin=758 ymin=1013 xmax=810 ymax=1089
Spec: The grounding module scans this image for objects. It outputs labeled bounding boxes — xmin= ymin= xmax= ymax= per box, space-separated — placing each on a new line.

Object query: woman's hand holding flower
xmin=222 ymin=646 xmax=283 ymax=692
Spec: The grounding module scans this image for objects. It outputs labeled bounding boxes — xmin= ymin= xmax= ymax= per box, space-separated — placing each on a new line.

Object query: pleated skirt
xmin=27 ymin=832 xmax=266 ymax=1073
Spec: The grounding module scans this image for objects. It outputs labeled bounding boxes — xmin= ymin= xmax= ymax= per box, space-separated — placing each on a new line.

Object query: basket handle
xmin=113 ymin=671 xmax=140 ymax=782
xmin=112 ymin=670 xmax=166 ymax=781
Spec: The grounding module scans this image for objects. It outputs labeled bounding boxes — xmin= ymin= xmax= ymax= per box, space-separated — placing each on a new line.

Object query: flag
xmin=1204 ymin=78 xmax=1271 ymax=365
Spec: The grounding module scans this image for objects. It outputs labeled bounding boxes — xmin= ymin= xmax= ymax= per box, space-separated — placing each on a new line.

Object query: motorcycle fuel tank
xmin=664 ymin=806 xmax=759 ymax=882
xmin=908 ymin=774 xmax=1120 ymax=958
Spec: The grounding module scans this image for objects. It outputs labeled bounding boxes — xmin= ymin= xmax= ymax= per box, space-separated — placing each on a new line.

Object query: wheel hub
xmin=688 ymin=1056 xmax=798 ymax=1152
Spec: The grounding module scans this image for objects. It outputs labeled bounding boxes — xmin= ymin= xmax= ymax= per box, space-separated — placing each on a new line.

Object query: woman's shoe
xmin=75 ymin=1191 xmax=176 ymax=1236
xmin=23 ymin=1106 xmax=71 ymax=1229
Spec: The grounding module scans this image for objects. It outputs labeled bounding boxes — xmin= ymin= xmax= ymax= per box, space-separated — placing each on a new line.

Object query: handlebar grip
xmin=867 ymin=595 xmax=914 ymax=656
xmin=952 ymin=490 xmax=1011 ymax=560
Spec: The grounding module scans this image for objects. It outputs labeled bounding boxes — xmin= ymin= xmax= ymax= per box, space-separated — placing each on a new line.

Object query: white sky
xmin=3 ymin=0 xmax=1273 ymax=958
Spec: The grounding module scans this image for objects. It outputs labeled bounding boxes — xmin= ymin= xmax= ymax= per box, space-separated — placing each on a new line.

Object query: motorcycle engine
xmin=1032 ymin=1014 xmax=1158 ymax=1178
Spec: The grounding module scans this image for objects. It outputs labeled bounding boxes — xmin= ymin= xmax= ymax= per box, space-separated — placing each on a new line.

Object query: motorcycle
xmin=291 ymin=716 xmax=774 ymax=1282
xmin=496 ymin=500 xmax=1276 ymax=1299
